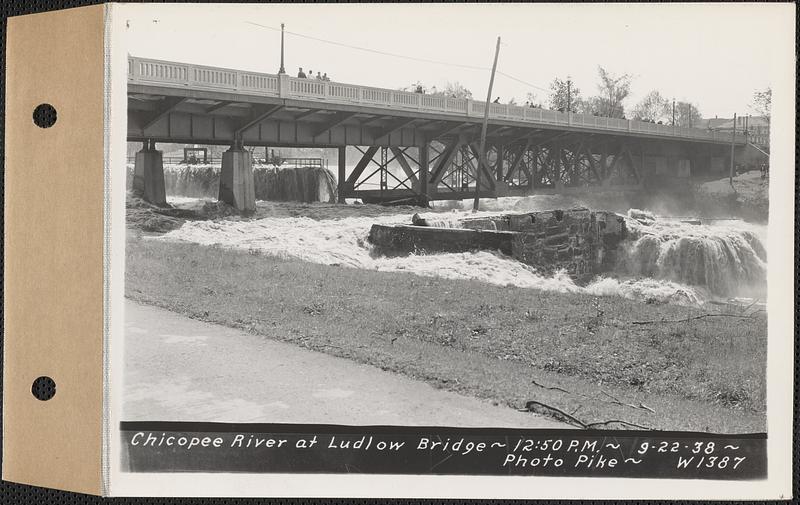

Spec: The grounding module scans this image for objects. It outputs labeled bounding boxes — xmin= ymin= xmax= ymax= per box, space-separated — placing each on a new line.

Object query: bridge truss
xmin=342 ymin=132 xmax=642 ymax=204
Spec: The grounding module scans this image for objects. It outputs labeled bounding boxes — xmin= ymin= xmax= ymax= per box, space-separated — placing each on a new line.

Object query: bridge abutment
xmin=133 ymin=140 xmax=167 ymax=206
xmin=219 ymin=145 xmax=255 ymax=212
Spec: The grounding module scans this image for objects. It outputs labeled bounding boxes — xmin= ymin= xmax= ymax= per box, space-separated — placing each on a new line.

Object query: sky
xmin=119 ymin=3 xmax=793 ymax=119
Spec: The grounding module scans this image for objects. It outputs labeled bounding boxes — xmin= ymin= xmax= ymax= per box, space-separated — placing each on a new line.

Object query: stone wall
xmin=372 ymin=209 xmax=628 ymax=282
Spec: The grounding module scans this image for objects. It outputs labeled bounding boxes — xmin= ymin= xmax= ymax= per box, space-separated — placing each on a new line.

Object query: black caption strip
xmin=120 ymin=422 xmax=766 ymax=480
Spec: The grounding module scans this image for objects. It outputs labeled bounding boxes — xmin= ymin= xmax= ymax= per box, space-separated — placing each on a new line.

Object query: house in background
xmin=692 ymin=117 xmax=730 ymax=130
xmin=706 ymin=115 xmax=770 ymax=149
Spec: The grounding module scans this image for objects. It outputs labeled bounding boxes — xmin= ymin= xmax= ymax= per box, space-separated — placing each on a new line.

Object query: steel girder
xmin=344 ymin=134 xmax=642 ymax=203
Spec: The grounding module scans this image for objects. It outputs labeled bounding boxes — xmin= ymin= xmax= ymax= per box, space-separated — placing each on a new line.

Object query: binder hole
xmin=32 ymin=376 xmax=56 ymax=401
xmin=32 ymin=103 xmax=57 ymax=128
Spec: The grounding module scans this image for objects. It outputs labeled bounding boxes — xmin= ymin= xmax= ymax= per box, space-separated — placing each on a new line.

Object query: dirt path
xmin=124 ymin=300 xmax=565 ymax=428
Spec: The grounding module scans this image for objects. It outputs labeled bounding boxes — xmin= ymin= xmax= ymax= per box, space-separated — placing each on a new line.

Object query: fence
xmin=126 ymin=155 xmax=218 ymax=165
xmin=127 ymin=154 xmax=328 ymax=170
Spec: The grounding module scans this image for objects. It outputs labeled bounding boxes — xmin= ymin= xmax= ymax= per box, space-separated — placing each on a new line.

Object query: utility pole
xmin=729 ymin=112 xmax=736 ymax=186
xmin=745 ymin=114 xmax=750 ymax=142
xmin=672 ymin=98 xmax=676 ymax=126
xmin=473 ymin=36 xmax=501 ymax=212
xmin=278 ymin=23 xmax=286 ymax=74
xmin=566 ymin=77 xmax=572 ymax=113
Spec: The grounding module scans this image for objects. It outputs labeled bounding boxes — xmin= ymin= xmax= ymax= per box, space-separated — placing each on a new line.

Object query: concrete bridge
xmin=128 ymin=56 xmax=749 ymax=210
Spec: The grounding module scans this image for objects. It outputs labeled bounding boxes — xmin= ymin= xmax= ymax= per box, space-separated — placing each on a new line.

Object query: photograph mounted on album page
xmin=2 ymin=2 xmax=795 ymax=498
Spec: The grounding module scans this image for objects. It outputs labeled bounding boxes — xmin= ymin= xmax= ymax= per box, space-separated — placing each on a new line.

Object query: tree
xmin=525 ymin=92 xmax=543 ymax=108
xmin=403 ymin=81 xmax=473 ymax=98
xmin=657 ymin=99 xmax=702 ymax=127
xmin=579 ymin=96 xmax=617 ymax=117
xmin=402 ymin=81 xmax=474 ymax=101
xmin=632 ymin=91 xmax=668 ymax=122
xmin=673 ymin=101 xmax=701 ymax=127
xmin=401 ymin=81 xmax=428 ymax=94
xmin=750 ymin=87 xmax=771 ymax=123
xmin=547 ymin=77 xmax=581 ymax=112
xmin=594 ymin=66 xmax=632 ymax=118
xmin=440 ymin=81 xmax=473 ymax=99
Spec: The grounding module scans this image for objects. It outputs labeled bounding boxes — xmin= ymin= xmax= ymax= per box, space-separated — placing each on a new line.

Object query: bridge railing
xmin=748 ymin=133 xmax=769 ymax=147
xmin=129 ymin=56 xmax=745 ymax=144
xmin=129 ymin=57 xmax=281 ymax=96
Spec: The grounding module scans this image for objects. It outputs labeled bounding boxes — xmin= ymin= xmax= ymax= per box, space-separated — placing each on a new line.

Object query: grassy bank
xmin=694 ymin=171 xmax=769 ymax=222
xmin=125 ymin=233 xmax=766 ymax=432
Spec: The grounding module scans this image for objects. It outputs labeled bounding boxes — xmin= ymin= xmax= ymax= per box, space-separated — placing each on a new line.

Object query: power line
xmin=245 ymin=21 xmax=489 ymax=72
xmin=245 ymin=20 xmax=552 ymax=95
xmin=496 ymin=71 xmax=550 ymax=93
xmin=492 ymin=39 xmax=551 ymax=93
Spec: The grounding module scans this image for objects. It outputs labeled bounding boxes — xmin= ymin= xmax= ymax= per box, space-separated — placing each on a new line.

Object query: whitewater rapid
xmin=153 ymin=197 xmax=767 ymax=306
xmin=622 ymin=210 xmax=767 ymax=300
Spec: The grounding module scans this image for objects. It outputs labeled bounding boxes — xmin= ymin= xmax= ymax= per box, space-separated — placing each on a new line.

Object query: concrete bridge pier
xmin=337 ymin=146 xmax=346 ymax=204
xmin=219 ymin=143 xmax=255 ymax=212
xmin=418 ymin=143 xmax=429 ymax=199
xmin=133 ymin=139 xmax=167 ymax=206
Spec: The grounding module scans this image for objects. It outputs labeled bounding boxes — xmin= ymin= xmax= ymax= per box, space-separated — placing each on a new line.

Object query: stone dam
xmin=368 ymin=208 xmax=628 ymax=283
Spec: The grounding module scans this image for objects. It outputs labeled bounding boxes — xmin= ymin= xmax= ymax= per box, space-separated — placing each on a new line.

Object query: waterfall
xmin=621 ymin=210 xmax=767 ymax=298
xmin=126 ymin=163 xmax=337 ymax=203
xmin=253 ymin=165 xmax=337 ymax=203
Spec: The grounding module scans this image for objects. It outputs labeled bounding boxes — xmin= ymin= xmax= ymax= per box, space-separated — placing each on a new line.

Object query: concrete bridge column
xmin=553 ymin=142 xmax=565 ymax=191
xmin=418 ymin=143 xmax=429 ymax=198
xmin=495 ymin=144 xmax=504 ymax=182
xmin=493 ymin=143 xmax=510 ymax=196
xmin=219 ymin=144 xmax=255 ymax=212
xmin=337 ymin=146 xmax=346 ymax=203
xmin=133 ymin=140 xmax=166 ymax=206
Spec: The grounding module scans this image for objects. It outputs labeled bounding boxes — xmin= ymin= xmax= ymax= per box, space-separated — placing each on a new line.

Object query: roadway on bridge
xmin=123 ymin=300 xmax=565 ymax=428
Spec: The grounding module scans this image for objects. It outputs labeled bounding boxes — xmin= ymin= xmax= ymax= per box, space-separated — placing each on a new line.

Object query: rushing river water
xmin=126 ymin=163 xmax=338 ymax=203
xmin=153 ymin=194 xmax=767 ymax=307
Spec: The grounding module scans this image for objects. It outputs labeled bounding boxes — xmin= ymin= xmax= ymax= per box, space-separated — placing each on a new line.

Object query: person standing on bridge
xmin=315 ymin=71 xmax=323 ymax=80
xmin=493 ymin=97 xmax=500 ymax=103
xmin=322 ymin=72 xmax=330 ymax=81
xmin=297 ymin=67 xmax=307 ymax=78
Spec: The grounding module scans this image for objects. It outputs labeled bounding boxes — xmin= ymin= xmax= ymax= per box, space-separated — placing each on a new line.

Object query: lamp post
xmin=566 ymin=77 xmax=572 ymax=113
xmin=672 ymin=98 xmax=676 ymax=126
xmin=278 ymin=23 xmax=286 ymax=74
xmin=745 ymin=114 xmax=750 ymax=141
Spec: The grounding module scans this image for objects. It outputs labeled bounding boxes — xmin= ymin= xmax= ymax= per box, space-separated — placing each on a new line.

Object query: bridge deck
xmin=128 ymin=56 xmax=744 ymax=146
